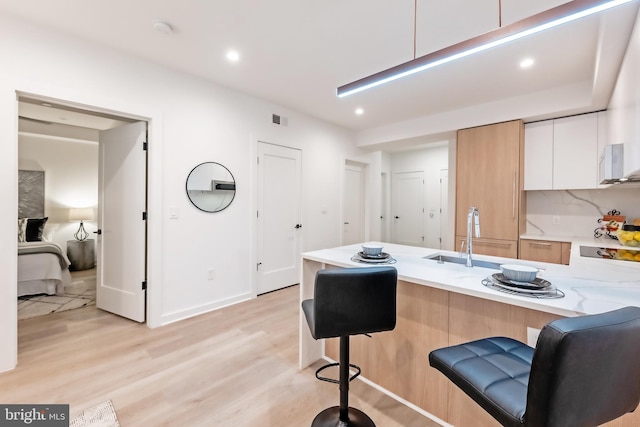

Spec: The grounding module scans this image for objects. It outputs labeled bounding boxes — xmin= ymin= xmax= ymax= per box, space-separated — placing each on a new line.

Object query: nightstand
xmin=67 ymin=239 xmax=96 ymax=271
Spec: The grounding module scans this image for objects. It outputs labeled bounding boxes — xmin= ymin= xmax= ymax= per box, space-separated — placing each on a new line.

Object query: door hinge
xmin=143 ymin=141 xmax=148 ymax=151
xmin=257 ymin=210 xmax=259 ymax=218
xmin=142 ymin=211 xmax=148 ymax=220
xmin=257 ymin=262 xmax=262 ymax=271
xmin=141 ymin=280 xmax=147 ymax=290
xmin=257 ymin=156 xmax=260 ymax=164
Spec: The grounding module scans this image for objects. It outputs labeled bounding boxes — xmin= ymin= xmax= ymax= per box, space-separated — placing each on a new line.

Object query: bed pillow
xmin=25 ymin=217 xmax=48 ymax=242
xmin=18 ymin=218 xmax=28 ymax=242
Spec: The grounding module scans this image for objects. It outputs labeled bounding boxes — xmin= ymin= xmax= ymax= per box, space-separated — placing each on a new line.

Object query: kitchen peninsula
xmin=299 ymin=243 xmax=640 ymax=427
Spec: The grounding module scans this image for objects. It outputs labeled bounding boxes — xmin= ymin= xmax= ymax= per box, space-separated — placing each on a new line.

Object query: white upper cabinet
xmin=524 ymin=121 xmax=553 ymax=190
xmin=553 ymin=114 xmax=599 ymax=189
xmin=500 ymin=0 xmax=572 ymax=25
xmin=524 ymin=112 xmax=603 ymax=190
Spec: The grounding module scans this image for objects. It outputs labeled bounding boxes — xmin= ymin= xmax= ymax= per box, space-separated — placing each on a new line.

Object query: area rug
xmin=70 ymin=400 xmax=120 ymax=427
xmin=18 ymin=271 xmax=96 ymax=320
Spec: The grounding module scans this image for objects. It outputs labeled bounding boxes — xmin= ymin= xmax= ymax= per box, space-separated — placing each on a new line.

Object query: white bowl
xmin=362 ymin=244 xmax=384 ymax=256
xmin=500 ymin=264 xmax=538 ymax=282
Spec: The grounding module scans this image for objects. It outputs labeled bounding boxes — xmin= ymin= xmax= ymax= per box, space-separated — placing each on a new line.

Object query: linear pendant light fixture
xmin=337 ymin=0 xmax=635 ymax=98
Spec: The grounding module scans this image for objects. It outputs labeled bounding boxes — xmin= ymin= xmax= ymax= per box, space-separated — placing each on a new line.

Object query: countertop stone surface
xmin=302 ymin=240 xmax=640 ymax=318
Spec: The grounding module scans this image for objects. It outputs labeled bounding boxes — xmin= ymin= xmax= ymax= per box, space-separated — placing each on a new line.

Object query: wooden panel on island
xmin=326 ymin=280 xmax=450 ymax=421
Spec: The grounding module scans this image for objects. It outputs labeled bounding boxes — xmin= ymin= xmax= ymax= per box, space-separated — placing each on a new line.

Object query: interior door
xmin=97 ymin=121 xmax=147 ymax=322
xmin=257 ymin=142 xmax=302 ymax=295
xmin=440 ymin=169 xmax=449 ymax=250
xmin=342 ymin=163 xmax=364 ymax=245
xmin=392 ymin=171 xmax=424 ymax=246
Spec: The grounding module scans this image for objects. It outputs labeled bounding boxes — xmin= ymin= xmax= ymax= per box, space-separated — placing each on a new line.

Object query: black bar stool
xmin=302 ymin=266 xmax=397 ymax=427
xmin=429 ymin=306 xmax=640 ymax=427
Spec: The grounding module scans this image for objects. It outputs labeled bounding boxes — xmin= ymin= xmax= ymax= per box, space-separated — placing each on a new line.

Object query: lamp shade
xmin=69 ymin=207 xmax=95 ymax=222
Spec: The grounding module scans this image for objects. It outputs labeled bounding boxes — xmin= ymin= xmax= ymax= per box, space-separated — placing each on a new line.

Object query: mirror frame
xmin=185 ymin=162 xmax=236 ymax=213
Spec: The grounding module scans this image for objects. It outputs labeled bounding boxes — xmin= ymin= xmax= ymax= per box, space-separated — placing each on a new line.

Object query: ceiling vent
xmin=272 ymin=114 xmax=288 ymax=126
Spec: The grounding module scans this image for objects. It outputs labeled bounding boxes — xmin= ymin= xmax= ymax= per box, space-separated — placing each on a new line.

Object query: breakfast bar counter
xmin=299 ymin=243 xmax=640 ymax=427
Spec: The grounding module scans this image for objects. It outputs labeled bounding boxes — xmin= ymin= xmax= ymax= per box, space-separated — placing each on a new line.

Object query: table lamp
xmin=68 ymin=207 xmax=95 ymax=241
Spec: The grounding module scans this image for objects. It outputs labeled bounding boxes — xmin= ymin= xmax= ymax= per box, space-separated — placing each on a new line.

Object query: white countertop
xmin=302 ymin=242 xmax=640 ymax=318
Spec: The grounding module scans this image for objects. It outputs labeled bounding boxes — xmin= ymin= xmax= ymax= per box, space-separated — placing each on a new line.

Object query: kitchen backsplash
xmin=525 ymin=187 xmax=640 ymax=238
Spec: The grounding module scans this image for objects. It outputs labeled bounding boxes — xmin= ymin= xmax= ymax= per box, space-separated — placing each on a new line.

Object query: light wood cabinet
xmin=519 ymin=239 xmax=571 ymax=265
xmin=455 ymin=235 xmax=517 ymax=259
xmin=456 ymin=120 xmax=525 ymax=257
xmin=524 ymin=112 xmax=605 ymax=190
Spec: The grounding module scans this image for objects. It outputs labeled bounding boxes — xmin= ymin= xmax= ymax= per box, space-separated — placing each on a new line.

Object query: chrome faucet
xmin=463 ymin=207 xmax=480 ymax=267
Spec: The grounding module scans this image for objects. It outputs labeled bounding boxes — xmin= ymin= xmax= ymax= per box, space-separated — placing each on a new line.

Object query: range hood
xmin=599 ymin=144 xmax=640 ymax=184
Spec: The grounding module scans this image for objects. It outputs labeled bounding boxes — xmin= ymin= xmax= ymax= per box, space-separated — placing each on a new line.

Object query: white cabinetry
xmin=607 ymin=9 xmax=640 ymax=178
xmin=524 ymin=121 xmax=553 ymax=190
xmin=524 ymin=112 xmax=604 ymax=190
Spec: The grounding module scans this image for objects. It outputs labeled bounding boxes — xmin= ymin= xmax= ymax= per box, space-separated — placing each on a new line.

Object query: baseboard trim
xmin=158 ymin=292 xmax=254 ymax=326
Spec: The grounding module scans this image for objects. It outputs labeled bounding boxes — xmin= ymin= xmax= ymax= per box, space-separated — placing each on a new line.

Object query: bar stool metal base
xmin=311 ymin=406 xmax=376 ymax=427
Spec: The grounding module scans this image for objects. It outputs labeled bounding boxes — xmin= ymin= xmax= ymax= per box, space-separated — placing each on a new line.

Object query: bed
xmin=17 ymin=170 xmax=73 ymax=297
xmin=18 ymin=241 xmax=72 ymax=297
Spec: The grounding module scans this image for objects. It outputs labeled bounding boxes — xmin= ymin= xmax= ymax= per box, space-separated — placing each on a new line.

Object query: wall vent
xmin=272 ymin=114 xmax=288 ymax=126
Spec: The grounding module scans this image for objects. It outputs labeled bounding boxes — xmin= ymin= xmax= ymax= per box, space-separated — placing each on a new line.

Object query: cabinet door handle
xmin=512 ymin=172 xmax=516 ymax=220
xmin=475 ymin=240 xmax=512 ymax=247
xmin=530 ymin=242 xmax=552 ymax=247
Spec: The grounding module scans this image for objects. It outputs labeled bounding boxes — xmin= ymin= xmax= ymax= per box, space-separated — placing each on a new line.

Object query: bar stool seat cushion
xmin=429 ymin=337 xmax=533 ymax=427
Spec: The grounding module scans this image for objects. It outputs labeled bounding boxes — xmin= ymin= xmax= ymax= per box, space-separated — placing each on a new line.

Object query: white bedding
xmin=18 ymin=242 xmax=72 ymax=297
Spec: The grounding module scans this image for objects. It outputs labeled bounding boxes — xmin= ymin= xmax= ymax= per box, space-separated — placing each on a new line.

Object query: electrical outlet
xmin=552 ymin=215 xmax=560 ymax=225
xmin=207 ymin=269 xmax=216 ymax=280
xmin=527 ymin=327 xmax=541 ymax=347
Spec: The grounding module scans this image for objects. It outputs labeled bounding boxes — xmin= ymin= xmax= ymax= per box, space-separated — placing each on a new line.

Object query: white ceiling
xmin=2 ymin=0 xmax=639 ymax=140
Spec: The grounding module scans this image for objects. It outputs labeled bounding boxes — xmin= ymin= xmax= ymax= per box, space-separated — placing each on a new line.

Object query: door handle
xmin=394 ymin=216 xmax=400 ymax=219
xmin=294 ymin=224 xmax=302 ymax=229
xmin=93 ymin=229 xmax=102 ymax=235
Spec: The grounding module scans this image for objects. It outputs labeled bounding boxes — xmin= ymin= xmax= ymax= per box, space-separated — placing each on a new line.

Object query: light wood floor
xmin=2 ymin=285 xmax=440 ymax=426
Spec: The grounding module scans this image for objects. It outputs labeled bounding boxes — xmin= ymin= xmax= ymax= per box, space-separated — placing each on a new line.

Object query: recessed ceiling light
xmin=520 ymin=58 xmax=535 ymax=68
xmin=355 ymin=108 xmax=364 ymax=115
xmin=226 ymin=50 xmax=240 ymax=62
xmin=153 ymin=20 xmax=173 ymax=35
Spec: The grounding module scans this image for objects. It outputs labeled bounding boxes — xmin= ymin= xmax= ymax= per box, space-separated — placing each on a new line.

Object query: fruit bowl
xmin=617 ymin=225 xmax=640 ymax=248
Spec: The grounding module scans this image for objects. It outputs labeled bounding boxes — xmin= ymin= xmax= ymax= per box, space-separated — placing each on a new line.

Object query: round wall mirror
xmin=186 ymin=162 xmax=236 ymax=212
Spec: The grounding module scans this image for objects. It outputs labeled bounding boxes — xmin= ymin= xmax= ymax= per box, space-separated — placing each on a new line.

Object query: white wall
xmin=19 ymin=135 xmax=99 ymax=249
xmin=0 ymin=14 xmax=366 ymax=371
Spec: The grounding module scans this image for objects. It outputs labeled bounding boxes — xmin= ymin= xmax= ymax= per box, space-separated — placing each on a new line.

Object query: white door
xmin=257 ymin=142 xmax=302 ymax=294
xmin=343 ymin=164 xmax=364 ymax=245
xmin=440 ymin=169 xmax=449 ymax=250
xmin=380 ymin=172 xmax=389 ymax=242
xmin=97 ymin=121 xmax=147 ymax=322
xmin=392 ymin=171 xmax=424 ymax=246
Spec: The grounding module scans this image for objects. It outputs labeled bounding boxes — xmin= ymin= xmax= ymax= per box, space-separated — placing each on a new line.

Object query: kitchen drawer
xmin=456 ymin=236 xmax=517 ymax=259
xmin=519 ymin=239 xmax=571 ymax=265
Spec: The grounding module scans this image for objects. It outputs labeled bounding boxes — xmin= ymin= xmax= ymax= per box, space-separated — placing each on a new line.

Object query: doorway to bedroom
xmin=16 ymin=95 xmax=148 ymax=324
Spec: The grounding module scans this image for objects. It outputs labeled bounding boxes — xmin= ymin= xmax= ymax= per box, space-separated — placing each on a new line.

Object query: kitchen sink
xmin=423 ymin=253 xmax=502 ymax=270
